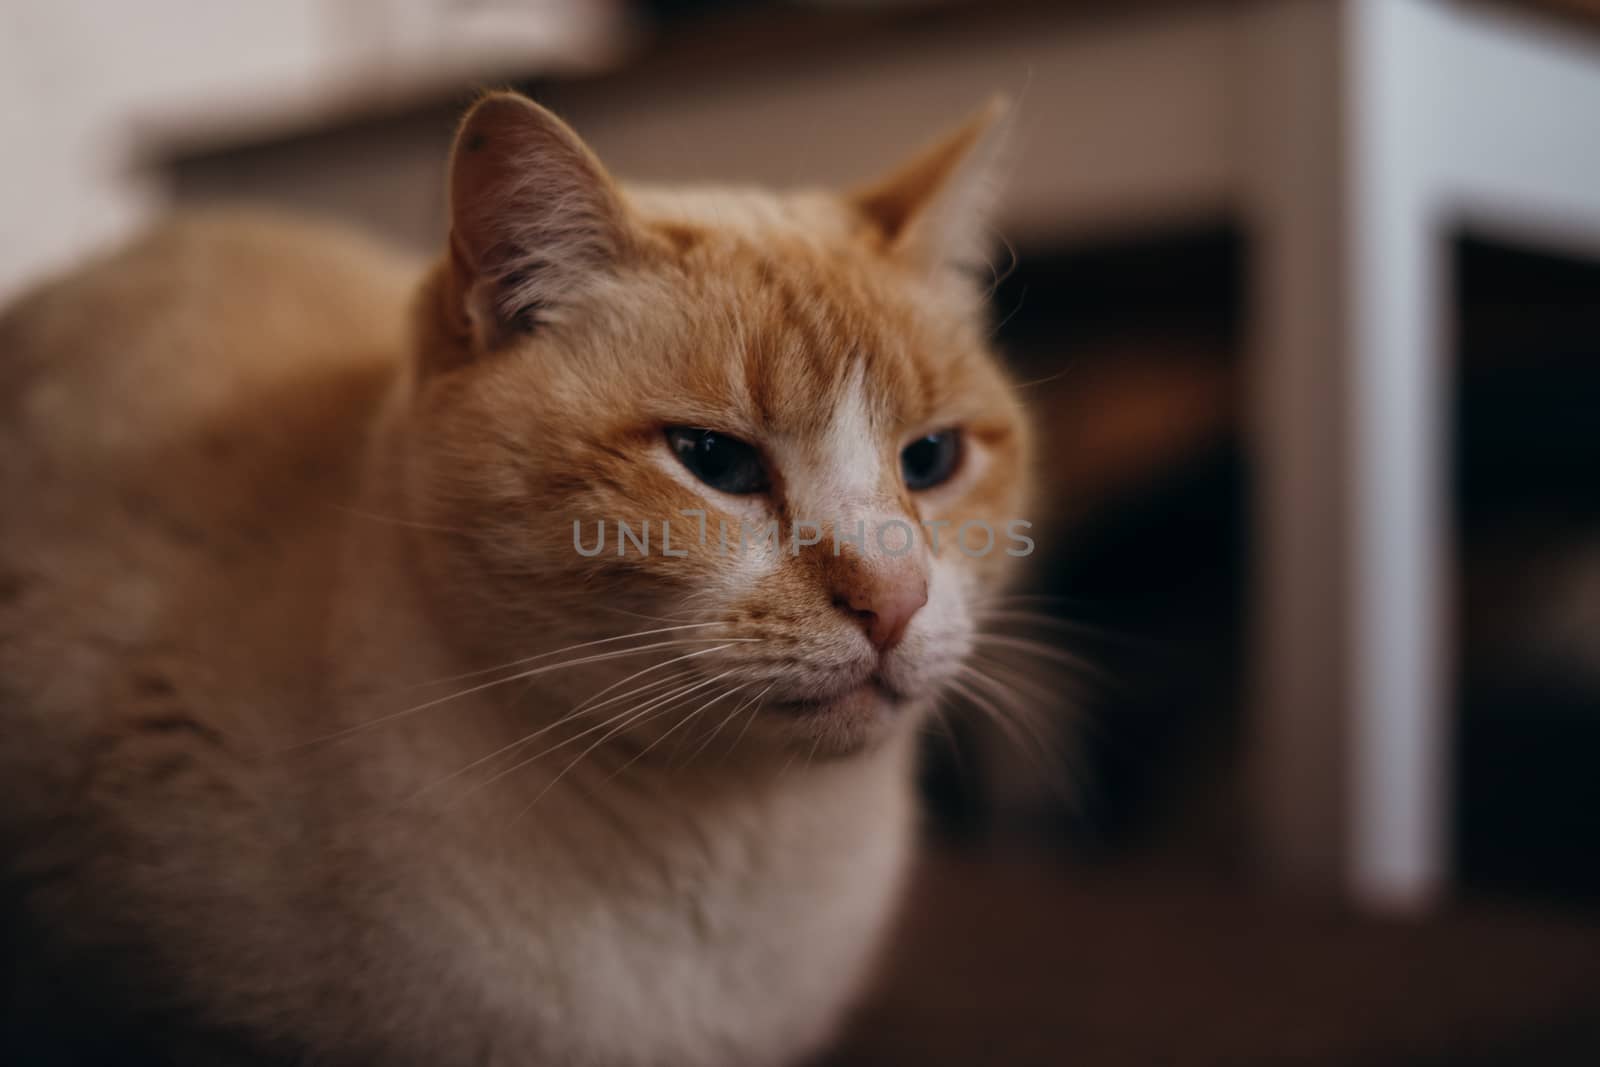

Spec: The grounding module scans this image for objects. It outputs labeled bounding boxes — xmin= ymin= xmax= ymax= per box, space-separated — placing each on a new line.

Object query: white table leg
xmin=1245 ymin=0 xmax=1450 ymax=913
xmin=1249 ymin=0 xmax=1600 ymax=912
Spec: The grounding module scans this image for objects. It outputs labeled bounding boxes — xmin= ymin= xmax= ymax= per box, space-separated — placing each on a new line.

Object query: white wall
xmin=0 ymin=0 xmax=621 ymax=301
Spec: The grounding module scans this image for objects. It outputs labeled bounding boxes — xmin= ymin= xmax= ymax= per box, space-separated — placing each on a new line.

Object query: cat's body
xmin=1 ymin=96 xmax=1025 ymax=1064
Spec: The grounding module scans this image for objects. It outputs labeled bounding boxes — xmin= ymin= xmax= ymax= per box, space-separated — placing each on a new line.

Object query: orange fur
xmin=0 ymin=93 xmax=1029 ymax=1065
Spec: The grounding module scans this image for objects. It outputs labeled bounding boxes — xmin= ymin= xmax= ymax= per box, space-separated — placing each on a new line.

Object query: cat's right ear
xmin=439 ymin=92 xmax=630 ymax=358
xmin=849 ymin=97 xmax=1010 ymax=279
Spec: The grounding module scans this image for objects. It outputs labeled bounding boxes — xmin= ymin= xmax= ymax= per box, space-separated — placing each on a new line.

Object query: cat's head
xmin=407 ymin=92 xmax=1030 ymax=756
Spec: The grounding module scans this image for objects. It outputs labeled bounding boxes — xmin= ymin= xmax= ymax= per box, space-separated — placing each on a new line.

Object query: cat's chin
xmin=768 ymin=676 xmax=917 ymax=755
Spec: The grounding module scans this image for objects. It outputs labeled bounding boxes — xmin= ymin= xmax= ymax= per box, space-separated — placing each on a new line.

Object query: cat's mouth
xmin=771 ymin=673 xmax=906 ymax=716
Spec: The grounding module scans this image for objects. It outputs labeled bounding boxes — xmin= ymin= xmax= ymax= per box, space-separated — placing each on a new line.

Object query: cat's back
xmin=0 ymin=212 xmax=420 ymax=737
xmin=0 ymin=211 xmax=419 ymax=477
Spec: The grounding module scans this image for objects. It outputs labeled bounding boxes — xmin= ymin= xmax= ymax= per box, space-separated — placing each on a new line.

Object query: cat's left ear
xmin=444 ymin=92 xmax=632 ymax=353
xmin=849 ymin=96 xmax=1011 ymax=276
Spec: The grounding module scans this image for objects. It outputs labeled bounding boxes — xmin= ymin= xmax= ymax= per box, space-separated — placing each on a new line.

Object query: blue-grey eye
xmin=901 ymin=429 xmax=961 ymax=491
xmin=667 ymin=428 xmax=769 ymax=495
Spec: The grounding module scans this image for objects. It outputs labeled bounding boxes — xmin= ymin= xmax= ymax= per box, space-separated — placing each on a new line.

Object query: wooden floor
xmin=821 ymin=848 xmax=1600 ymax=1067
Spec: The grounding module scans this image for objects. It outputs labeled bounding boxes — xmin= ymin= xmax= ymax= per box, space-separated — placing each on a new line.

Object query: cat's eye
xmin=900 ymin=429 xmax=962 ymax=491
xmin=667 ymin=427 xmax=769 ymax=495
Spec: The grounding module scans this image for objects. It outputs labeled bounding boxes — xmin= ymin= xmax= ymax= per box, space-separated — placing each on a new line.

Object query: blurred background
xmin=5 ymin=0 xmax=1600 ymax=1063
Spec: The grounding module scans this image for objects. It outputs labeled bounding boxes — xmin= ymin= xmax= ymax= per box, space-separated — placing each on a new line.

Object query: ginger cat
xmin=0 ymin=92 xmax=1029 ymax=1065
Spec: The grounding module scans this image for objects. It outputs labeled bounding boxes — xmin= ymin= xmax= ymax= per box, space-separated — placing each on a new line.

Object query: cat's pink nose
xmin=835 ymin=571 xmax=928 ymax=652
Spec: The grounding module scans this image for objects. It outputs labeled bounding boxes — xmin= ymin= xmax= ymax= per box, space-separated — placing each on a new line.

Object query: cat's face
xmin=410 ymin=94 xmax=1029 ymax=755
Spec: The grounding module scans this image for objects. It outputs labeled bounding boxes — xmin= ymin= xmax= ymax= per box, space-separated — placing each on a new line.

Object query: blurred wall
xmin=0 ymin=0 xmax=620 ymax=300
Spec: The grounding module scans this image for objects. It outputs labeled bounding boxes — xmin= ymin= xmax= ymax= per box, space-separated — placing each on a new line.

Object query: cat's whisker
xmin=1010 ymin=367 xmax=1072 ymax=391
xmin=981 ymin=230 xmax=1019 ymax=301
xmin=510 ymin=670 xmax=743 ymax=820
xmin=586 ymin=604 xmax=703 ymax=626
xmin=970 ymin=601 xmax=1081 ymax=626
xmin=277 ymin=638 xmax=745 ymax=753
xmin=989 ymin=283 xmax=1027 ymax=337
xmin=950 ymin=676 xmax=1059 ymax=801
xmin=964 ymin=664 xmax=1090 ymax=806
xmin=475 ymin=669 xmax=738 ymax=803
xmin=404 ymin=621 xmax=733 ymax=692
xmin=971 ymin=646 xmax=1115 ymax=748
xmin=720 ymin=681 xmax=776 ymax=765
xmin=556 ymin=671 xmax=699 ymax=729
xmin=562 ymin=641 xmax=741 ymax=720
xmin=971 ymin=593 xmax=1138 ymax=632
xmin=948 ymin=673 xmax=1034 ymax=756
xmin=614 ymin=683 xmax=749 ymax=782
xmin=973 ymin=608 xmax=1101 ymax=632
xmin=953 ymin=667 xmax=1076 ymax=801
xmin=416 ymin=633 xmax=757 ymax=801
xmin=971 ymin=633 xmax=1102 ymax=678
xmin=406 ymin=655 xmax=723 ymax=802
xmin=974 ymin=609 xmax=1145 ymax=654
xmin=922 ymin=697 xmax=967 ymax=772
xmin=803 ymin=730 xmax=823 ymax=773
xmin=970 ymin=592 xmax=1082 ymax=611
xmin=962 ymin=668 xmax=1061 ymax=756
xmin=682 ymin=682 xmax=769 ymax=767
xmin=969 ymin=651 xmax=1073 ymax=709
xmin=973 ymin=631 xmax=1133 ymax=709
xmin=452 ymin=677 xmax=715 ymax=801
xmin=966 ymin=668 xmax=1059 ymax=754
